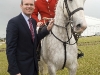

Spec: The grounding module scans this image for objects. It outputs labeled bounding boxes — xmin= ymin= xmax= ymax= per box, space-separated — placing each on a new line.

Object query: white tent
xmin=81 ymin=16 xmax=100 ymax=36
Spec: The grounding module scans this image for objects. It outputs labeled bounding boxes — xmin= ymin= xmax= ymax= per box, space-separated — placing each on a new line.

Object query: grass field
xmin=0 ymin=36 xmax=100 ymax=75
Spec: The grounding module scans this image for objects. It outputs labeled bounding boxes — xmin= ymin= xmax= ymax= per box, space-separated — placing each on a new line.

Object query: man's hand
xmin=16 ymin=73 xmax=21 ymax=75
xmin=37 ymin=22 xmax=43 ymax=27
xmin=47 ymin=19 xmax=54 ymax=31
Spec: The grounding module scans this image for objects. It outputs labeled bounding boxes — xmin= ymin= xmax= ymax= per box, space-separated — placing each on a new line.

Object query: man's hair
xmin=21 ymin=0 xmax=34 ymax=5
xmin=21 ymin=0 xmax=23 ymax=5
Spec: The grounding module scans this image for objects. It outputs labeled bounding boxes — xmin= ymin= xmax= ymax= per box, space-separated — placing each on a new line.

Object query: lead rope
xmin=62 ymin=42 xmax=67 ymax=69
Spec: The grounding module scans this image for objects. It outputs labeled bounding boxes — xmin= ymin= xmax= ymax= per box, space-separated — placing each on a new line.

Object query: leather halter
xmin=64 ymin=0 xmax=84 ymax=19
xmin=51 ymin=0 xmax=84 ymax=46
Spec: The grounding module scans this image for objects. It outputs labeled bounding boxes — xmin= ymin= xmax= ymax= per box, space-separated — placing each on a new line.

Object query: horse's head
xmin=63 ymin=0 xmax=87 ymax=34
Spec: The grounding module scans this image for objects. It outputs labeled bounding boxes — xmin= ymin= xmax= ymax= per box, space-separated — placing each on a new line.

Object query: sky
xmin=0 ymin=0 xmax=100 ymax=38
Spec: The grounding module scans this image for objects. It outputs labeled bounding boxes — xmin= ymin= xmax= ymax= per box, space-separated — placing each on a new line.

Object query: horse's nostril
xmin=76 ymin=24 xmax=81 ymax=28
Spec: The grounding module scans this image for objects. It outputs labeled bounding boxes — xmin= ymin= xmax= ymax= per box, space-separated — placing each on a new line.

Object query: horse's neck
xmin=52 ymin=4 xmax=72 ymax=41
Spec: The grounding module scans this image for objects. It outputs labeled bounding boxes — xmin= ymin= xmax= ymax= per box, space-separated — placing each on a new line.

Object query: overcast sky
xmin=0 ymin=0 xmax=100 ymax=38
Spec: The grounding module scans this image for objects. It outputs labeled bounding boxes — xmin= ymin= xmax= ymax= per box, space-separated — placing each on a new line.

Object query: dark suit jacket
xmin=6 ymin=13 xmax=49 ymax=75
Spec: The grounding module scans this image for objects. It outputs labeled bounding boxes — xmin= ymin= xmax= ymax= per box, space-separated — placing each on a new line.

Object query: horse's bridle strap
xmin=70 ymin=7 xmax=84 ymax=17
xmin=64 ymin=0 xmax=84 ymax=18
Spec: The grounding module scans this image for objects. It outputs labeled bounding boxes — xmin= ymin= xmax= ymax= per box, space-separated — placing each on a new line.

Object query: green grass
xmin=0 ymin=52 xmax=9 ymax=75
xmin=0 ymin=43 xmax=6 ymax=49
xmin=79 ymin=36 xmax=100 ymax=42
xmin=0 ymin=43 xmax=8 ymax=75
xmin=77 ymin=45 xmax=100 ymax=75
xmin=0 ymin=36 xmax=100 ymax=75
xmin=56 ymin=39 xmax=100 ymax=75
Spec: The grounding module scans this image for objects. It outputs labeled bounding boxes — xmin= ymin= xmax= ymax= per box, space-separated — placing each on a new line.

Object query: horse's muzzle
xmin=74 ymin=23 xmax=87 ymax=34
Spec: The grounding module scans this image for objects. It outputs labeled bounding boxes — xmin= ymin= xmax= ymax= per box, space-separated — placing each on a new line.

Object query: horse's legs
xmin=48 ymin=63 xmax=56 ymax=75
xmin=67 ymin=62 xmax=78 ymax=75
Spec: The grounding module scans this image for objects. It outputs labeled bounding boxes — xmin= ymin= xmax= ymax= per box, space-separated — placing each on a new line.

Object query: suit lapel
xmin=19 ymin=14 xmax=32 ymax=38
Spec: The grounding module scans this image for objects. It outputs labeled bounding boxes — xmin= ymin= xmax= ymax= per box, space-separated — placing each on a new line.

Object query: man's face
xmin=20 ymin=0 xmax=35 ymax=17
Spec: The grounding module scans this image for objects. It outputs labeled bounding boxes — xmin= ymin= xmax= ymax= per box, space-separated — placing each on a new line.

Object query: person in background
xmin=31 ymin=0 xmax=57 ymax=61
xmin=31 ymin=0 xmax=57 ymax=26
xmin=6 ymin=0 xmax=54 ymax=75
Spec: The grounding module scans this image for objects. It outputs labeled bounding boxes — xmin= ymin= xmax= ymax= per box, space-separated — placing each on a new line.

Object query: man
xmin=31 ymin=0 xmax=57 ymax=26
xmin=6 ymin=0 xmax=54 ymax=75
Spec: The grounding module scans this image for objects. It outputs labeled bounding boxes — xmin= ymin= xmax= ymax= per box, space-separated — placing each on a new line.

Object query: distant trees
xmin=0 ymin=37 xmax=6 ymax=42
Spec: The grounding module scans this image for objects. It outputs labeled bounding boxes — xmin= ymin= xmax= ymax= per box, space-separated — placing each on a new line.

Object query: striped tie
xmin=28 ymin=18 xmax=35 ymax=41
